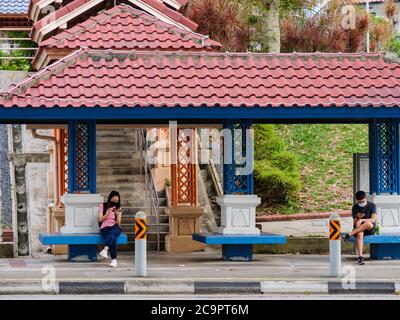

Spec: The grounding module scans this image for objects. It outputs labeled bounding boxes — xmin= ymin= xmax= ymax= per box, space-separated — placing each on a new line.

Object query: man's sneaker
xmin=357 ymin=256 xmax=365 ymax=265
xmin=341 ymin=233 xmax=350 ymax=242
xmin=109 ymin=259 xmax=117 ymax=268
xmin=99 ymin=248 xmax=108 ymax=259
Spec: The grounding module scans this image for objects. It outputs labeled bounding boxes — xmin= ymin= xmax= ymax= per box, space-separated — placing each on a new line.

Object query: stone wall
xmin=0 ymin=71 xmax=29 ymax=256
xmin=22 ymin=127 xmax=51 ymax=254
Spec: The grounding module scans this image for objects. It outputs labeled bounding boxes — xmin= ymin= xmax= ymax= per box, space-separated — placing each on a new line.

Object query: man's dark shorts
xmin=353 ymin=221 xmax=376 ymax=236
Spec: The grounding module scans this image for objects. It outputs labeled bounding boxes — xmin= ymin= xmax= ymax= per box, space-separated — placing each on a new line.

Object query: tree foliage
xmin=0 ymin=32 xmax=36 ymax=71
xmin=187 ymin=0 xmax=250 ymax=52
xmin=281 ymin=0 xmax=369 ymax=52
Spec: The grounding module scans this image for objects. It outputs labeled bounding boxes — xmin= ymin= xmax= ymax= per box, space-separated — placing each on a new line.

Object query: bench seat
xmin=39 ymin=233 xmax=128 ymax=262
xmin=192 ymin=232 xmax=287 ymax=261
xmin=346 ymin=234 xmax=400 ymax=260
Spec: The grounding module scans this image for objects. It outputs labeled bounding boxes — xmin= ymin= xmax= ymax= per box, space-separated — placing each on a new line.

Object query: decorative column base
xmin=50 ymin=206 xmax=67 ymax=255
xmin=370 ymin=195 xmax=400 ymax=234
xmin=165 ymin=206 xmax=205 ymax=252
xmin=216 ymin=195 xmax=261 ymax=235
xmin=60 ymin=193 xmax=103 ymax=234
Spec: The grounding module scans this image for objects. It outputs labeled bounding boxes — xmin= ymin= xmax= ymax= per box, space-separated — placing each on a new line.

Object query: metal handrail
xmin=196 ymin=129 xmax=224 ymax=196
xmin=138 ymin=129 xmax=161 ymax=251
xmin=0 ymin=39 xmax=38 ymax=60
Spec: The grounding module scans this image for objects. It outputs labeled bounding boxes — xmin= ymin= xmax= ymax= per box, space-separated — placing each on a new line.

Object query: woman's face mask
xmin=110 ymin=201 xmax=119 ymax=208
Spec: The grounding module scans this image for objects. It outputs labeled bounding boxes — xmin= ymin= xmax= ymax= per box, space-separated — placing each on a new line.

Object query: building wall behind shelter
xmin=22 ymin=128 xmax=51 ymax=254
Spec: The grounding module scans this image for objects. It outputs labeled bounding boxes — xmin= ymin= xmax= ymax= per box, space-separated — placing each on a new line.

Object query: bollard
xmin=329 ymin=213 xmax=341 ymax=277
xmin=135 ymin=211 xmax=147 ymax=277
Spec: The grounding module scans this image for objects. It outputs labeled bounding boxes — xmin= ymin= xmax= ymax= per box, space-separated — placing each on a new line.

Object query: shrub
xmin=389 ymin=37 xmax=400 ymax=57
xmin=254 ymin=160 xmax=301 ymax=207
xmin=270 ymin=150 xmax=299 ymax=172
xmin=254 ymin=124 xmax=285 ymax=161
xmin=253 ymin=125 xmax=301 ymax=212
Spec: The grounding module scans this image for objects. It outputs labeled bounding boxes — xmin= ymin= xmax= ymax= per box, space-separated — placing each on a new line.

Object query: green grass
xmin=270 ymin=124 xmax=369 ymax=214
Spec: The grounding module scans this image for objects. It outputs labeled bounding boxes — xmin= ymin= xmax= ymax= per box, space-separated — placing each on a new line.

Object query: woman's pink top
xmin=99 ymin=203 xmax=117 ymax=229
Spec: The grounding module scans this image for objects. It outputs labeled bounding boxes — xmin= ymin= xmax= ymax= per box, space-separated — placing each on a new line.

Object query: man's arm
xmin=368 ymin=204 xmax=378 ymax=224
xmin=368 ymin=213 xmax=377 ymax=224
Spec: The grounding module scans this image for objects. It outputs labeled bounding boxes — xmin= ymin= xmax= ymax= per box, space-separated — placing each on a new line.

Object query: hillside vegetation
xmin=255 ymin=124 xmax=369 ymax=214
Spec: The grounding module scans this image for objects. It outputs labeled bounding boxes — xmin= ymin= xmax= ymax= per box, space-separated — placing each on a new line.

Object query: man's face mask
xmin=357 ymin=200 xmax=367 ymax=208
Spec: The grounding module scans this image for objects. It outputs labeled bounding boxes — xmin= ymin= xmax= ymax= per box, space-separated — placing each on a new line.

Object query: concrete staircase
xmin=96 ymin=127 xmax=167 ymax=251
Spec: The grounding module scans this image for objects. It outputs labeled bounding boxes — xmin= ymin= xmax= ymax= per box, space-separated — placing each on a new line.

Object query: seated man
xmin=342 ymin=190 xmax=377 ymax=265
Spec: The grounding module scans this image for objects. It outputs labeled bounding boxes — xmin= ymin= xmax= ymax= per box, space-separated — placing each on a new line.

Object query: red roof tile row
xmin=2 ymin=50 xmax=400 ymax=108
xmin=39 ymin=5 xmax=220 ymax=51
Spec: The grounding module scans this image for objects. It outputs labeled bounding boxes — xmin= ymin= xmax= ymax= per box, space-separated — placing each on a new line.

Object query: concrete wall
xmin=0 ymin=71 xmax=29 ymax=250
xmin=22 ymin=128 xmax=51 ymax=254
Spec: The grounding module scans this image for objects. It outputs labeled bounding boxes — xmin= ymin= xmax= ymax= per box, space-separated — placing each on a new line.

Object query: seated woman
xmin=98 ymin=191 xmax=122 ymax=267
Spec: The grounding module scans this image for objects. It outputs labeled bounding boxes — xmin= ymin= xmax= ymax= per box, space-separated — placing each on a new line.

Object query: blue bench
xmin=192 ymin=232 xmax=287 ymax=261
xmin=39 ymin=233 xmax=128 ymax=262
xmin=346 ymin=234 xmax=400 ymax=260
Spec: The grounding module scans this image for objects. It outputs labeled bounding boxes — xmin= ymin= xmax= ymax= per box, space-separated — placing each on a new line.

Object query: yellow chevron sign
xmin=329 ymin=220 xmax=340 ymax=240
xmin=135 ymin=218 xmax=147 ymax=240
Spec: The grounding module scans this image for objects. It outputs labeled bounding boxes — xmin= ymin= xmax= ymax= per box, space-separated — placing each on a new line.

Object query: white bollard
xmin=135 ymin=211 xmax=147 ymax=277
xmin=329 ymin=213 xmax=341 ymax=277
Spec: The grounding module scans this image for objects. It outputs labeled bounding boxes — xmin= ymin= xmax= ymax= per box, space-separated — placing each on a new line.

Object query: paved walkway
xmin=1 ymin=249 xmax=400 ymax=294
xmin=1 ymin=249 xmax=400 ymax=281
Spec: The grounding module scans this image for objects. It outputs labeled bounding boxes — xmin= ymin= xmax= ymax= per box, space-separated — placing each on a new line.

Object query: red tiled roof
xmin=39 ymin=4 xmax=220 ymax=51
xmin=31 ymin=0 xmax=198 ymax=41
xmin=1 ymin=49 xmax=400 ymax=108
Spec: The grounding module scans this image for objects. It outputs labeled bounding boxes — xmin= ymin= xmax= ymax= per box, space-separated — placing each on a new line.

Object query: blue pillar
xmin=223 ymin=119 xmax=253 ymax=195
xmin=369 ymin=119 xmax=399 ymax=195
xmin=67 ymin=120 xmax=96 ymax=193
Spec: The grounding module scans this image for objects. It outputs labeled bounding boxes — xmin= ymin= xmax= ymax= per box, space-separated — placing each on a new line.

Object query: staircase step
xmin=96 ymin=167 xmax=142 ymax=175
xmin=96 ymin=159 xmax=141 ymax=167
xmin=96 ymin=187 xmax=147 ymax=195
xmin=96 ymin=131 xmax=137 ymax=137
xmin=97 ymin=187 xmax=145 ymax=194
xmin=96 ymin=152 xmax=140 ymax=161
xmin=96 ymin=175 xmax=145 ymax=184
xmin=96 ymin=137 xmax=137 ymax=144
xmin=96 ymin=145 xmax=139 ymax=153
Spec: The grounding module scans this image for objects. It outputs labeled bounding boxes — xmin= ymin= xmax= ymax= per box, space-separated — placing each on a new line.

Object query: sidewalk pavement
xmin=0 ymin=248 xmax=400 ymax=295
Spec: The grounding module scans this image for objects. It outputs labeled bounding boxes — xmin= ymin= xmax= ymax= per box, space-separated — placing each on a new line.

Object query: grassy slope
xmin=272 ymin=124 xmax=369 ymax=213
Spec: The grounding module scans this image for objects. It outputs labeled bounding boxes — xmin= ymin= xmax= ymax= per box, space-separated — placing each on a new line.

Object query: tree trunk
xmin=261 ymin=0 xmax=281 ymax=53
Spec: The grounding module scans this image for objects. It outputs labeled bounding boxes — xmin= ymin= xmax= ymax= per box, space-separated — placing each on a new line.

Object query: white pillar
xmin=135 ymin=211 xmax=147 ymax=277
xmin=216 ymin=195 xmax=261 ymax=235
xmin=60 ymin=193 xmax=103 ymax=234
xmin=371 ymin=195 xmax=400 ymax=234
xmin=329 ymin=213 xmax=341 ymax=277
